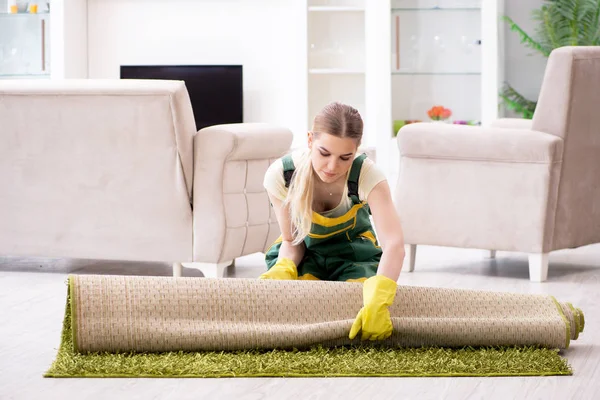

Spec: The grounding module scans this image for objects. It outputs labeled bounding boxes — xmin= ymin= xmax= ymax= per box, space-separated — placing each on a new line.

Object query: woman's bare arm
xmin=367 ymin=180 xmax=405 ymax=282
xmin=268 ymin=193 xmax=306 ymax=266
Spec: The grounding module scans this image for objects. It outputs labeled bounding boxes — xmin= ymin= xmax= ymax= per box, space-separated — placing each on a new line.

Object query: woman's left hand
xmin=349 ymin=275 xmax=397 ymax=341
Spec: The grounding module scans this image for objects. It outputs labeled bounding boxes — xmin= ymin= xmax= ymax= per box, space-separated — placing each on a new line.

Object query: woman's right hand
xmin=258 ymin=257 xmax=298 ymax=280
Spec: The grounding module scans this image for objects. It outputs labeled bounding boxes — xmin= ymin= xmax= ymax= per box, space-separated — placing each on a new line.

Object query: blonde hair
xmin=285 ymin=102 xmax=363 ymax=245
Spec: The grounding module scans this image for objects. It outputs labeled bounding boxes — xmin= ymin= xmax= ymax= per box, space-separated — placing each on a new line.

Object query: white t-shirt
xmin=263 ymin=149 xmax=387 ymax=218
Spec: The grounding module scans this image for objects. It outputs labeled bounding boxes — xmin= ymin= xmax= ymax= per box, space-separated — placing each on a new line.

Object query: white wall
xmin=51 ymin=0 xmax=89 ymax=79
xmin=87 ymin=0 xmax=308 ymax=145
xmin=503 ymin=0 xmax=547 ymax=114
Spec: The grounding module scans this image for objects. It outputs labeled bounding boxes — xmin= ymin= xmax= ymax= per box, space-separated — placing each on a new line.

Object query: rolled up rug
xmin=67 ymin=274 xmax=584 ymax=353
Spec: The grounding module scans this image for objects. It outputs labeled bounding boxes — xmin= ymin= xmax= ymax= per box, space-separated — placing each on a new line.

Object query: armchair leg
xmin=172 ymin=262 xmax=183 ymax=277
xmin=180 ymin=261 xmax=234 ymax=278
xmin=483 ymin=250 xmax=497 ymax=259
xmin=528 ymin=253 xmax=549 ymax=282
xmin=404 ymin=244 xmax=417 ymax=272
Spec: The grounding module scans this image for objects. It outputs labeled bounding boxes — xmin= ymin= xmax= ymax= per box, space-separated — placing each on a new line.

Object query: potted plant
xmin=501 ymin=0 xmax=600 ymax=119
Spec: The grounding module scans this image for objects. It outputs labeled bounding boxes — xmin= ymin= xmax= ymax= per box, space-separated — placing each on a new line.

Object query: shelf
xmin=392 ymin=71 xmax=480 ymax=75
xmin=391 ymin=7 xmax=480 ymax=11
xmin=0 ymin=12 xmax=50 ymax=18
xmin=308 ymin=6 xmax=364 ymax=12
xmin=309 ymin=68 xmax=365 ymax=75
xmin=0 ymin=73 xmax=50 ymax=79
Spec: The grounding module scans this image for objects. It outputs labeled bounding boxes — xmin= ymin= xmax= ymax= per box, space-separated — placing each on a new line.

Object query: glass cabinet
xmin=390 ymin=0 xmax=484 ymax=131
xmin=0 ymin=6 xmax=51 ymax=79
xmin=0 ymin=0 xmax=89 ymax=80
xmin=380 ymin=0 xmax=503 ymax=180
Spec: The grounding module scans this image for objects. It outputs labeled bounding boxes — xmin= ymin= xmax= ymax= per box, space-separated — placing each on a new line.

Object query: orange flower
xmin=427 ymin=105 xmax=452 ymax=121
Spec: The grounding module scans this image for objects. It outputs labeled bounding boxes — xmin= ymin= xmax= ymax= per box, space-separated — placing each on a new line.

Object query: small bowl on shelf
xmin=17 ymin=2 xmax=29 ymax=13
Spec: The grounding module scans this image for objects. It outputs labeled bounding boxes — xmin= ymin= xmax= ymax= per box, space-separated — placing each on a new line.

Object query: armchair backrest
xmin=0 ymin=79 xmax=196 ymax=262
xmin=532 ymin=46 xmax=600 ymax=249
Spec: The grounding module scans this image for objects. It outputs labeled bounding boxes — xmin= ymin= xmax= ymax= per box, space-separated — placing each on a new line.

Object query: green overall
xmin=264 ymin=153 xmax=382 ymax=282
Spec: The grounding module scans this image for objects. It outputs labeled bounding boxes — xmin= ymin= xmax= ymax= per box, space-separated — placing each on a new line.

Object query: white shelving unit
xmin=305 ymin=0 xmax=392 ymax=159
xmin=306 ymin=0 xmax=367 ymax=146
xmin=305 ymin=0 xmax=503 ymax=179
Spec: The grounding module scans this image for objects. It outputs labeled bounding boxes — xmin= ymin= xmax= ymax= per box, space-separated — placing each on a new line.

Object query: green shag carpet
xmin=45 ymin=289 xmax=573 ymax=378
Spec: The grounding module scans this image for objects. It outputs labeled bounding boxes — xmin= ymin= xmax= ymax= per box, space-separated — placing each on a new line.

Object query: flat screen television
xmin=120 ymin=65 xmax=243 ymax=131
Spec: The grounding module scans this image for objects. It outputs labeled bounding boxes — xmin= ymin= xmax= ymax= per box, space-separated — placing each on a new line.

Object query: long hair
xmin=285 ymin=102 xmax=363 ymax=245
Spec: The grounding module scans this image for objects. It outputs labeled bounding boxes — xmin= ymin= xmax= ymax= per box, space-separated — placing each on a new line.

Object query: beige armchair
xmin=394 ymin=46 xmax=600 ymax=282
xmin=0 ymin=79 xmax=292 ymax=278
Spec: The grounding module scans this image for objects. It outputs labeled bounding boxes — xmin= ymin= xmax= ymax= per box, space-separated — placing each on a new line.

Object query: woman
xmin=260 ymin=102 xmax=406 ymax=341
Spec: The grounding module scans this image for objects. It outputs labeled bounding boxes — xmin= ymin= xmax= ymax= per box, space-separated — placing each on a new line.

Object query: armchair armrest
xmin=488 ymin=118 xmax=533 ymax=130
xmin=398 ymin=123 xmax=563 ymax=164
xmin=192 ymin=123 xmax=293 ymax=263
xmin=194 ymin=123 xmax=292 ymax=161
xmin=394 ymin=122 xmax=565 ymax=254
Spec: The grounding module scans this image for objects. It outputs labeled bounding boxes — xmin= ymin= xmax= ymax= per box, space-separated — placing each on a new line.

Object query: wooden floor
xmin=1 ymin=244 xmax=599 ymax=400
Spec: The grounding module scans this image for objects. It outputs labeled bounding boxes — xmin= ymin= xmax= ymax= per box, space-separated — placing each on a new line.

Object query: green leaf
xmin=502 ymin=15 xmax=550 ymax=56
xmin=499 ymin=84 xmax=537 ymax=120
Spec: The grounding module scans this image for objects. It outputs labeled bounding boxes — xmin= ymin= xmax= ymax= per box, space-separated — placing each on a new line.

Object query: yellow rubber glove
xmin=258 ymin=258 xmax=298 ymax=280
xmin=349 ymin=275 xmax=397 ymax=341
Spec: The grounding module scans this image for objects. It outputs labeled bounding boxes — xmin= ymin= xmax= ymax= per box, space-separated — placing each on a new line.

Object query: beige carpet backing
xmin=69 ymin=275 xmax=584 ymax=353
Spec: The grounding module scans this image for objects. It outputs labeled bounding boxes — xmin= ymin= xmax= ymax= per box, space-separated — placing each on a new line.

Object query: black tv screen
xmin=120 ymin=65 xmax=243 ymax=131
